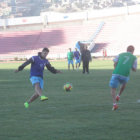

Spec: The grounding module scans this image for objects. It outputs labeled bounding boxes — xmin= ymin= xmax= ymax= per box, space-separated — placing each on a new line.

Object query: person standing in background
xmin=81 ymin=45 xmax=92 ymax=74
xmin=74 ymin=48 xmax=81 ymax=70
xmin=67 ymin=48 xmax=74 ymax=70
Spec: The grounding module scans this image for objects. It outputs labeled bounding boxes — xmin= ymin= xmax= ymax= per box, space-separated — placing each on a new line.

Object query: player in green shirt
xmin=67 ymin=48 xmax=74 ymax=70
xmin=109 ymin=45 xmax=137 ymax=110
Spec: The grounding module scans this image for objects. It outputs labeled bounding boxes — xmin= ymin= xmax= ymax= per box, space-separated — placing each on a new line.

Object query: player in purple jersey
xmin=74 ymin=48 xmax=81 ymax=70
xmin=15 ymin=48 xmax=61 ymax=108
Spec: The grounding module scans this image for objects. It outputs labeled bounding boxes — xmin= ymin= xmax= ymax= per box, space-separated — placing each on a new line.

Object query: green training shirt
xmin=113 ymin=52 xmax=137 ymax=77
xmin=67 ymin=52 xmax=74 ymax=60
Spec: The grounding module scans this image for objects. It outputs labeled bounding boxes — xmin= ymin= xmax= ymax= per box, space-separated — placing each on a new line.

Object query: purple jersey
xmin=74 ymin=51 xmax=80 ymax=60
xmin=30 ymin=56 xmax=49 ymax=78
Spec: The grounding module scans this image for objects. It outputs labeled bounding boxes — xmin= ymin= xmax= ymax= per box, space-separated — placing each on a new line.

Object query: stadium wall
xmin=0 ymin=5 xmax=140 ymax=28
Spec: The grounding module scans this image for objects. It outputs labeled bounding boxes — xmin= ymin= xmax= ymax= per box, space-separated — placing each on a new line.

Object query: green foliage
xmin=0 ymin=60 xmax=140 ymax=140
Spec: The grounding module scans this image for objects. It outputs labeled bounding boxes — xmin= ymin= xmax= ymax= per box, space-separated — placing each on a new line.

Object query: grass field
xmin=0 ymin=60 xmax=140 ymax=140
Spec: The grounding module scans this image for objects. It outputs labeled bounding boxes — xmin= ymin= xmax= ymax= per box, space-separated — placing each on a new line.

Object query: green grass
xmin=0 ymin=60 xmax=140 ymax=140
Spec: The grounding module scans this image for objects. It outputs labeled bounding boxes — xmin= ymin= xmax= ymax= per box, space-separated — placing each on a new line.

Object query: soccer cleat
xmin=116 ymin=95 xmax=120 ymax=102
xmin=112 ymin=104 xmax=118 ymax=111
xmin=40 ymin=96 xmax=48 ymax=101
xmin=24 ymin=102 xmax=29 ymax=108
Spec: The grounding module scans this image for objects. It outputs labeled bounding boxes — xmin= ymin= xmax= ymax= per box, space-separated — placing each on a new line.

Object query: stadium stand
xmin=92 ymin=14 xmax=140 ymax=56
xmin=1 ymin=13 xmax=140 ymax=61
xmin=0 ymin=21 xmax=100 ymax=60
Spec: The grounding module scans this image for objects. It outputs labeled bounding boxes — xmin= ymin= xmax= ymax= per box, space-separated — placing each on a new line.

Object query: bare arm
xmin=132 ymin=68 xmax=136 ymax=72
xmin=114 ymin=62 xmax=117 ymax=69
xmin=132 ymin=59 xmax=137 ymax=72
xmin=113 ymin=55 xmax=119 ymax=69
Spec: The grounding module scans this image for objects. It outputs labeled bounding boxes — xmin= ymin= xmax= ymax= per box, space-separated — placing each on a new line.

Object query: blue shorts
xmin=30 ymin=76 xmax=44 ymax=89
xmin=109 ymin=74 xmax=129 ymax=88
xmin=68 ymin=60 xmax=74 ymax=65
xmin=75 ymin=59 xmax=81 ymax=64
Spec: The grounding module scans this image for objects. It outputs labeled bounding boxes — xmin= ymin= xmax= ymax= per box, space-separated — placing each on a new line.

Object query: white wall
xmin=1 ymin=5 xmax=140 ymax=27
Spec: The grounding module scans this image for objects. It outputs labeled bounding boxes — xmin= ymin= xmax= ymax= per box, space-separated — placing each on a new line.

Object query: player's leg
xmin=119 ymin=83 xmax=126 ymax=96
xmin=71 ymin=60 xmax=74 ymax=70
xmin=24 ymin=77 xmax=47 ymax=108
xmin=75 ymin=60 xmax=77 ymax=69
xmin=34 ymin=82 xmax=48 ymax=101
xmin=109 ymin=75 xmax=119 ymax=110
xmin=34 ymin=82 xmax=42 ymax=96
xmin=111 ymin=88 xmax=117 ymax=105
xmin=83 ymin=61 xmax=86 ymax=73
xmin=85 ymin=63 xmax=87 ymax=73
xmin=78 ymin=60 xmax=81 ymax=68
xmin=111 ymin=88 xmax=118 ymax=110
xmin=72 ymin=64 xmax=74 ymax=70
xmin=24 ymin=83 xmax=42 ymax=108
xmin=116 ymin=76 xmax=129 ymax=101
xmin=116 ymin=83 xmax=127 ymax=101
xmin=68 ymin=60 xmax=70 ymax=70
xmin=77 ymin=63 xmax=79 ymax=69
xmin=24 ymin=93 xmax=39 ymax=108
xmin=86 ymin=61 xmax=89 ymax=74
xmin=77 ymin=59 xmax=80 ymax=69
xmin=28 ymin=93 xmax=39 ymax=104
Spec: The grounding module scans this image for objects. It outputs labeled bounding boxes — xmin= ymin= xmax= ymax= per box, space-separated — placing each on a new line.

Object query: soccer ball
xmin=63 ymin=83 xmax=72 ymax=91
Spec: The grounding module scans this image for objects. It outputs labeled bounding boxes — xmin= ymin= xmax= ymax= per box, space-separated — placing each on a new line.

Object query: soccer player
xmin=67 ymin=48 xmax=74 ymax=70
xmin=74 ymin=48 xmax=81 ymax=70
xmin=109 ymin=45 xmax=137 ymax=111
xmin=15 ymin=48 xmax=61 ymax=108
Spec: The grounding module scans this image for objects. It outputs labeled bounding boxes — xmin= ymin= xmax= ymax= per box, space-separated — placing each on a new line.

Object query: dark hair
xmin=127 ymin=45 xmax=134 ymax=52
xmin=42 ymin=48 xmax=49 ymax=52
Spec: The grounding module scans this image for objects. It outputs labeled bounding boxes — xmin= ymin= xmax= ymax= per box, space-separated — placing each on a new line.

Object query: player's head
xmin=127 ymin=45 xmax=135 ymax=54
xmin=41 ymin=48 xmax=49 ymax=58
xmin=75 ymin=48 xmax=77 ymax=51
xmin=69 ymin=48 xmax=71 ymax=52
xmin=84 ymin=44 xmax=87 ymax=50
